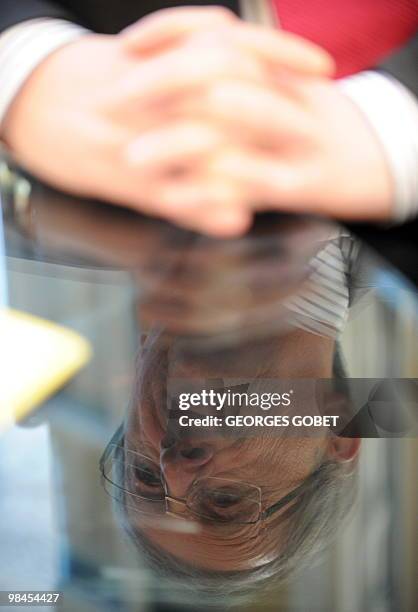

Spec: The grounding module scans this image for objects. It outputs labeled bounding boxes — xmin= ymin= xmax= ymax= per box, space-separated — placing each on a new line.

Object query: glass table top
xmin=0 ymin=159 xmax=417 ymax=612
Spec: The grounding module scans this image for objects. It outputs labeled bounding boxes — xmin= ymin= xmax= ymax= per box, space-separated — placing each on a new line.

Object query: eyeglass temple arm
xmin=261 ymin=478 xmax=312 ymax=520
xmin=99 ymin=423 xmax=125 ymax=471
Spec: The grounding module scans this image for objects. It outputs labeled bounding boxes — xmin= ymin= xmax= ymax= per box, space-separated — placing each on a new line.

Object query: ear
xmin=326 ymin=436 xmax=361 ymax=463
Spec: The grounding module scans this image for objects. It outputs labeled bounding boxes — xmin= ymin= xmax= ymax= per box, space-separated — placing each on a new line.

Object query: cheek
xmin=259 ymin=437 xmax=328 ymax=479
xmin=124 ymin=398 xmax=166 ymax=459
xmin=291 ymin=438 xmax=329 ymax=475
xmin=141 ymin=403 xmax=166 ymax=448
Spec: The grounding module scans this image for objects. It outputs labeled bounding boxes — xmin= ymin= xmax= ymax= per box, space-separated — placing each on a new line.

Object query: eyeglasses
xmin=100 ymin=427 xmax=318 ymax=527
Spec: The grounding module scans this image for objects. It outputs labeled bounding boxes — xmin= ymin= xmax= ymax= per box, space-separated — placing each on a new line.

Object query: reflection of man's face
xmin=120 ymin=327 xmax=349 ymax=571
xmin=125 ymin=426 xmax=329 ymax=570
xmin=135 ymin=437 xmax=329 ymax=571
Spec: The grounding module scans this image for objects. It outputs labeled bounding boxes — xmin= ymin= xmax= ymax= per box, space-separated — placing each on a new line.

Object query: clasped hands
xmin=3 ymin=7 xmax=393 ymax=235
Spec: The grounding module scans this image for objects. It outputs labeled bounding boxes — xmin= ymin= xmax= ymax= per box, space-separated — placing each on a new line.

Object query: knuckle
xmin=207 ymin=6 xmax=236 ymax=21
xmin=186 ymin=38 xmax=235 ymax=75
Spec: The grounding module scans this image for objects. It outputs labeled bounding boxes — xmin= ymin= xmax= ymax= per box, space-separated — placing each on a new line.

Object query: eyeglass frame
xmin=99 ymin=424 xmax=321 ymax=526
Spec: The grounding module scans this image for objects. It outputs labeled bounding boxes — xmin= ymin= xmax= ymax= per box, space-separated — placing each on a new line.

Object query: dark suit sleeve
xmin=344 ymin=218 xmax=418 ymax=285
xmin=346 ymin=32 xmax=418 ymax=281
xmin=379 ymin=33 xmax=418 ymax=98
xmin=0 ymin=0 xmax=78 ymax=34
xmin=0 ymin=1 xmax=241 ymax=35
xmin=347 ymin=36 xmax=418 ymax=279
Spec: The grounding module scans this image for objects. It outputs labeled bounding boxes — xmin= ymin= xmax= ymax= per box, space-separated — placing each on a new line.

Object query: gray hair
xmin=105 ymin=345 xmax=358 ymax=608
xmin=109 ymin=444 xmax=357 ymax=609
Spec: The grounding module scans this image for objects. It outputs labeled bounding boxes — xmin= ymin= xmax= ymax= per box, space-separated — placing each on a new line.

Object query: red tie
xmin=270 ymin=0 xmax=418 ymax=78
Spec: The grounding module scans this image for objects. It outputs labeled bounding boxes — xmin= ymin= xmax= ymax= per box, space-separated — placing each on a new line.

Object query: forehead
xmin=141 ymin=524 xmax=281 ymax=571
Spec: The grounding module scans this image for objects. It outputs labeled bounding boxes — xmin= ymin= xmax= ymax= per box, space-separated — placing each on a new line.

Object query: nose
xmin=160 ymin=437 xmax=214 ymax=499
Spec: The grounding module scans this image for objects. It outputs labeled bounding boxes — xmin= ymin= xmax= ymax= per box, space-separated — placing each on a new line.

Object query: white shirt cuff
xmin=339 ymin=71 xmax=418 ymax=223
xmin=0 ymin=18 xmax=88 ymax=128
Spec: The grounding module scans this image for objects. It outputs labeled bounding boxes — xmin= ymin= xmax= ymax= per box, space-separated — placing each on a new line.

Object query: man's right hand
xmin=2 ymin=7 xmax=332 ymax=236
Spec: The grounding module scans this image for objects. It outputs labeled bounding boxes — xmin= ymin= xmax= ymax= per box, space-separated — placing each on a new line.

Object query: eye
xmin=134 ymin=462 xmax=161 ymax=487
xmin=126 ymin=459 xmax=164 ymax=500
xmin=209 ymin=489 xmax=242 ymax=508
xmin=194 ymin=487 xmax=245 ymax=522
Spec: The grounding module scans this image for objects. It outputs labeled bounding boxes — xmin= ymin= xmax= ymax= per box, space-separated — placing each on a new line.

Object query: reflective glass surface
xmin=0 ymin=159 xmax=417 ymax=612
